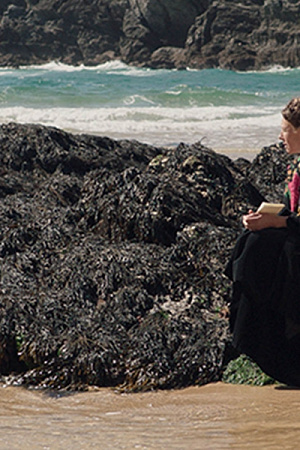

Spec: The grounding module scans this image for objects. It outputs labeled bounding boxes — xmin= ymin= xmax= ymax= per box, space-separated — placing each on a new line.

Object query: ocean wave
xmin=123 ymin=94 xmax=157 ymax=106
xmin=0 ymin=104 xmax=281 ymax=123
xmin=15 ymin=60 xmax=157 ymax=76
xmin=237 ymin=65 xmax=300 ymax=75
xmin=17 ymin=61 xmax=87 ymax=71
xmin=0 ymin=60 xmax=299 ymax=77
xmin=15 ymin=60 xmax=136 ymax=72
xmin=0 ymin=105 xmax=280 ymax=152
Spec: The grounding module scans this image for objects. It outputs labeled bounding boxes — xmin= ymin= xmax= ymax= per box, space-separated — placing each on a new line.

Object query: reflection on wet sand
xmin=1 ymin=382 xmax=300 ymax=449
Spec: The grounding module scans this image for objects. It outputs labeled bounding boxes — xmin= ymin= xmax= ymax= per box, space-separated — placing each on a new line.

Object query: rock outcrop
xmin=0 ymin=122 xmax=288 ymax=390
xmin=184 ymin=0 xmax=300 ymax=71
xmin=0 ymin=0 xmax=300 ymax=70
xmin=0 ymin=0 xmax=128 ymax=66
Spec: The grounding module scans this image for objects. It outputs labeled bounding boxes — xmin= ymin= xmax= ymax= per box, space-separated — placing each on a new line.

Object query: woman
xmin=226 ymin=97 xmax=300 ymax=386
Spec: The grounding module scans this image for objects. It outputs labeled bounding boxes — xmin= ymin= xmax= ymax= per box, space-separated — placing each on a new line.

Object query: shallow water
xmin=1 ymin=382 xmax=300 ymax=449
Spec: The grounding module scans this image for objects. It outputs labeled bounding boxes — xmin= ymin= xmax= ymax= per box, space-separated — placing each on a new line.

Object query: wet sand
xmin=1 ymin=382 xmax=300 ymax=449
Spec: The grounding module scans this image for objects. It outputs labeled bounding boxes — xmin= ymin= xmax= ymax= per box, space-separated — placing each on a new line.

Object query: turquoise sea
xmin=1 ymin=61 xmax=300 ymax=159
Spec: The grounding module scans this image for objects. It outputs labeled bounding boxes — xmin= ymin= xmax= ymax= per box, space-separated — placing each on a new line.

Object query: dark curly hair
xmin=282 ymin=97 xmax=300 ymax=129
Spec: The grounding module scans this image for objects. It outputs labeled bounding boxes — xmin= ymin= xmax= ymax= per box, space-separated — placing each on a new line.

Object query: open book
xmin=256 ymin=202 xmax=285 ymax=214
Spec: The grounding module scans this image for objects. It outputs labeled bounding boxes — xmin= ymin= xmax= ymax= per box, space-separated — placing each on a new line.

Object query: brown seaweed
xmin=0 ymin=123 xmax=286 ymax=391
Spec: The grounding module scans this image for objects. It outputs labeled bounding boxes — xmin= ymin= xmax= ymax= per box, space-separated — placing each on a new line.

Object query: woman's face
xmin=279 ymin=118 xmax=300 ymax=155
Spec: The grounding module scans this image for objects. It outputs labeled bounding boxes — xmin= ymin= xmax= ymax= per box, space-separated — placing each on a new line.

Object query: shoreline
xmin=1 ymin=382 xmax=300 ymax=449
xmin=41 ymin=123 xmax=265 ymax=161
xmin=56 ymin=125 xmax=277 ymax=162
xmin=213 ymin=146 xmax=261 ymax=161
xmin=1 ymin=118 xmax=264 ymax=161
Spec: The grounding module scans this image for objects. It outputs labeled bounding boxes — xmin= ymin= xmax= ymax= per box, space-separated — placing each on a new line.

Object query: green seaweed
xmin=222 ymin=354 xmax=276 ymax=386
xmin=15 ymin=333 xmax=24 ymax=353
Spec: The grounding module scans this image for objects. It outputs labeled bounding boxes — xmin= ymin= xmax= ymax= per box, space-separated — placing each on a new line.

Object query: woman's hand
xmin=242 ymin=210 xmax=288 ymax=231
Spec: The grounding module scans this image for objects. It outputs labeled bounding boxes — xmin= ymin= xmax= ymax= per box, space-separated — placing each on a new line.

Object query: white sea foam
xmin=16 ymin=60 xmax=156 ymax=76
xmin=2 ymin=60 xmax=299 ymax=78
xmin=0 ymin=104 xmax=281 ymax=159
xmin=18 ymin=61 xmax=85 ymax=71
xmin=263 ymin=65 xmax=294 ymax=73
xmin=237 ymin=65 xmax=299 ymax=75
xmin=16 ymin=60 xmax=132 ymax=72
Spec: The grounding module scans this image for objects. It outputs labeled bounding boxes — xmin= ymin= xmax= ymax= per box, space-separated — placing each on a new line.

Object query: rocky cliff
xmin=0 ymin=0 xmax=299 ymax=70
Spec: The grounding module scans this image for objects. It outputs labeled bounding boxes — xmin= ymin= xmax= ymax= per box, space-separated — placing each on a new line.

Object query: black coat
xmin=226 ymin=209 xmax=300 ymax=386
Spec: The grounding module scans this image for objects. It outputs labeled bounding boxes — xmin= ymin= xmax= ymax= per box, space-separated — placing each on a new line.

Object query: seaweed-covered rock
xmin=0 ymin=122 xmax=286 ymax=390
xmin=246 ymin=143 xmax=289 ymax=200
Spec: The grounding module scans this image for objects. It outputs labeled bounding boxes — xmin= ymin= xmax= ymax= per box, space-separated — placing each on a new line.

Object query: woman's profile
xmin=226 ymin=97 xmax=300 ymax=386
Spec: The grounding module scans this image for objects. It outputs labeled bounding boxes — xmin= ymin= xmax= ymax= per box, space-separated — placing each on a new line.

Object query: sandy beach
xmin=1 ymin=382 xmax=300 ymax=449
